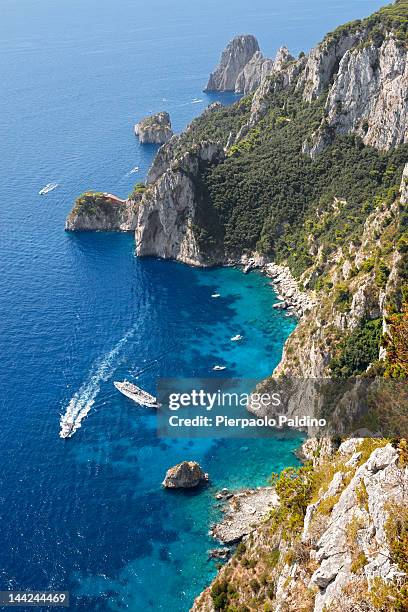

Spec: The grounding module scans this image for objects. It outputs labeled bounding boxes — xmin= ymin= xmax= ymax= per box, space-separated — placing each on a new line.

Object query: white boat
xmin=59 ymin=419 xmax=75 ymax=439
xmin=212 ymin=365 xmax=226 ymax=371
xmin=231 ymin=334 xmax=243 ymax=342
xmin=39 ymin=182 xmax=58 ymax=195
xmin=211 ymin=293 xmax=220 ymax=298
xmin=130 ymin=166 xmax=139 ymax=174
xmin=114 ymin=380 xmax=160 ymax=408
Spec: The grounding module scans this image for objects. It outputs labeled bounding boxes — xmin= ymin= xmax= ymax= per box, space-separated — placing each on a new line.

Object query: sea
xmin=0 ymin=0 xmax=385 ymax=609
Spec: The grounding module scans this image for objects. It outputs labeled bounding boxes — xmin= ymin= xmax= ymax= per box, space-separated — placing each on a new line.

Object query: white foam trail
xmin=60 ymin=328 xmax=135 ymax=438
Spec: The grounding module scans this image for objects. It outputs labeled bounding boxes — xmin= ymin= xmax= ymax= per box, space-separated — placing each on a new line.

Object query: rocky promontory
xmin=210 ymin=487 xmax=279 ymax=544
xmin=65 ymin=192 xmax=139 ymax=231
xmin=134 ymin=111 xmax=173 ymax=144
xmin=135 ymin=141 xmax=225 ymax=266
xmin=205 ymin=35 xmax=294 ymax=94
xmin=205 ymin=34 xmax=260 ymax=92
xmin=162 ymin=461 xmax=208 ymax=489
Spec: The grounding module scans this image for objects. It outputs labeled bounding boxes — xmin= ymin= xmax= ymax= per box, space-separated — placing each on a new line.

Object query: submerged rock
xmin=208 ymin=548 xmax=230 ymax=560
xmin=162 ymin=461 xmax=208 ymax=489
xmin=134 ymin=111 xmax=173 ymax=144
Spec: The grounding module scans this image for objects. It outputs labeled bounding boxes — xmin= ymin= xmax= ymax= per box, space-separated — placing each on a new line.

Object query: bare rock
xmin=205 ymin=35 xmax=260 ymax=92
xmin=210 ymin=487 xmax=279 ymax=544
xmin=162 ymin=461 xmax=208 ymax=489
xmin=134 ymin=111 xmax=173 ymax=144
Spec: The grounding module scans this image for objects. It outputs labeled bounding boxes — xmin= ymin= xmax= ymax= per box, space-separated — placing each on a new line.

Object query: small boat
xmin=191 ymin=98 xmax=203 ymax=104
xmin=59 ymin=420 xmax=75 ymax=439
xmin=130 ymin=166 xmax=139 ymax=174
xmin=231 ymin=334 xmax=243 ymax=342
xmin=114 ymin=380 xmax=160 ymax=408
xmin=39 ymin=182 xmax=58 ymax=195
xmin=211 ymin=293 xmax=220 ymax=298
xmin=212 ymin=365 xmax=227 ymax=371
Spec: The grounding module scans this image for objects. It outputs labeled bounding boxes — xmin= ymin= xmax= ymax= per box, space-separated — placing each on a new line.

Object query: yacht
xmin=114 ymin=380 xmax=160 ymax=408
xmin=211 ymin=293 xmax=220 ymax=298
xmin=39 ymin=182 xmax=58 ymax=195
xmin=231 ymin=334 xmax=243 ymax=342
xmin=212 ymin=365 xmax=227 ymax=371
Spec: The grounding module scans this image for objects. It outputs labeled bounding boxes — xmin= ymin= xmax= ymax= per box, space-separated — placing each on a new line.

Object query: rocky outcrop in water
xmin=65 ymin=192 xmax=139 ymax=231
xmin=205 ymin=35 xmax=260 ymax=92
xmin=162 ymin=461 xmax=208 ymax=488
xmin=134 ymin=111 xmax=173 ymax=144
xmin=205 ymin=37 xmax=294 ymax=94
xmin=136 ymin=141 xmax=225 ymax=265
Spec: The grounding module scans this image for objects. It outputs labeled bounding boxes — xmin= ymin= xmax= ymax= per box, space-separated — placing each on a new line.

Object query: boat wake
xmin=60 ymin=328 xmax=135 ymax=438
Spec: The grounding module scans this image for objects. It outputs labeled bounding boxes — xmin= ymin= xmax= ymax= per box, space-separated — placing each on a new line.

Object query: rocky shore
xmin=239 ymin=254 xmax=315 ymax=318
xmin=264 ymin=262 xmax=316 ymax=317
xmin=210 ymin=487 xmax=278 ymax=544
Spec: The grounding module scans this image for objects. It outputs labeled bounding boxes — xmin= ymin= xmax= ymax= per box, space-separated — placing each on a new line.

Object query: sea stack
xmin=162 ymin=461 xmax=208 ymax=489
xmin=134 ymin=111 xmax=173 ymax=144
xmin=205 ymin=34 xmax=260 ymax=92
xmin=205 ymin=36 xmax=294 ymax=94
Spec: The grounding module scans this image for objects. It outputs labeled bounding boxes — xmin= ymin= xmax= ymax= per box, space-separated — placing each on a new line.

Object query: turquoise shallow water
xmin=0 ymin=0 xmax=386 ymax=609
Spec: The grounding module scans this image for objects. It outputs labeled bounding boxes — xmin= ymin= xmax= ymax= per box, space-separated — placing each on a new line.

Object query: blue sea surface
xmin=0 ymin=0 xmax=385 ymax=609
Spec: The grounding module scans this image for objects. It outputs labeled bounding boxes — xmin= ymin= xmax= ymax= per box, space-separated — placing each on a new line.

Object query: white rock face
xmin=234 ymin=51 xmax=275 ymax=94
xmin=297 ymin=30 xmax=365 ymax=102
xmin=205 ymin=35 xmax=260 ymax=92
xmin=134 ymin=111 xmax=173 ymax=144
xmin=306 ymin=444 xmax=406 ymax=612
xmin=400 ymin=162 xmax=408 ymax=204
xmin=136 ymin=142 xmax=225 ymax=265
xmin=309 ymin=37 xmax=408 ymax=154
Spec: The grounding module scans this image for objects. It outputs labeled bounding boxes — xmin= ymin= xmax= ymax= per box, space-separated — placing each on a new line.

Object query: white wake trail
xmin=60 ymin=328 xmax=135 ymax=438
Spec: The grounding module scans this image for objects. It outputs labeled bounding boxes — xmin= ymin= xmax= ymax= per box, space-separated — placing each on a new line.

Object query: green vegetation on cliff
xmin=329 ymin=318 xmax=383 ymax=377
xmin=326 ymin=0 xmax=408 ymax=45
xmin=194 ymin=87 xmax=407 ymax=278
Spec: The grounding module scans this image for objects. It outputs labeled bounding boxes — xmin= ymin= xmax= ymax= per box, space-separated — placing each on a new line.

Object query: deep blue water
xmin=0 ymin=0 xmax=385 ymax=610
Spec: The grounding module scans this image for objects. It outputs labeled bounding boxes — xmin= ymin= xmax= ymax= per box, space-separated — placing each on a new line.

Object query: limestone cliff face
xmin=297 ymin=29 xmax=366 ymax=102
xmin=309 ymin=36 xmax=408 ymax=155
xmin=191 ymin=441 xmax=408 ymax=612
xmin=274 ymin=171 xmax=407 ymax=380
xmin=234 ymin=50 xmax=275 ymax=94
xmin=235 ymin=46 xmax=294 ymax=94
xmin=205 ymin=38 xmax=294 ymax=95
xmin=135 ymin=142 xmax=225 ymax=265
xmin=134 ymin=111 xmax=173 ymax=144
xmin=205 ymin=35 xmax=260 ymax=92
xmin=65 ymin=193 xmax=139 ymax=231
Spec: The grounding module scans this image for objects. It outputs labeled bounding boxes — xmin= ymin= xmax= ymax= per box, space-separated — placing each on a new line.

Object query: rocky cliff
xmin=308 ymin=36 xmax=408 ymax=155
xmin=65 ymin=192 xmax=139 ymax=231
xmin=135 ymin=141 xmax=225 ymax=265
xmin=205 ymin=36 xmax=294 ymax=94
xmin=205 ymin=35 xmax=260 ymax=92
xmin=191 ymin=439 xmax=408 ymax=612
xmin=134 ymin=111 xmax=173 ymax=144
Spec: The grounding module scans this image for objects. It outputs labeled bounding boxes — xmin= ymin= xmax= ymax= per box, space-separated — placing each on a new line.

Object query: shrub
xmin=329 ymin=318 xmax=383 ymax=377
xmin=333 ymin=283 xmax=352 ymax=312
